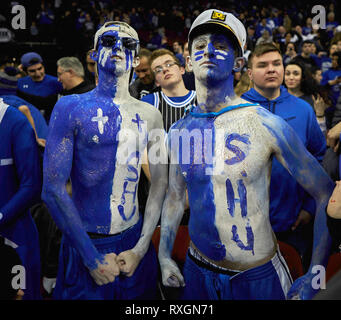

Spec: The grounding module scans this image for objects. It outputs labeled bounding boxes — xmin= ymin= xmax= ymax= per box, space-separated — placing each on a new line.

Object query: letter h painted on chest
xmin=226 ymin=177 xmax=255 ymax=255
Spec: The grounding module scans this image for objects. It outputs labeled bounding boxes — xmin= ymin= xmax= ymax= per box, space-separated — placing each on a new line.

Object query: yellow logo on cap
xmin=211 ymin=11 xmax=226 ymax=21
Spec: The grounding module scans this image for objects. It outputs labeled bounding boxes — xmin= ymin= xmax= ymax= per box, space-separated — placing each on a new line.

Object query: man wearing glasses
xmin=141 ymin=49 xmax=195 ymax=229
xmin=141 ymin=48 xmax=196 ymax=133
xmin=42 ymin=21 xmax=168 ymax=300
xmin=17 ymin=52 xmax=63 ymax=123
xmin=57 ymin=57 xmax=95 ymax=96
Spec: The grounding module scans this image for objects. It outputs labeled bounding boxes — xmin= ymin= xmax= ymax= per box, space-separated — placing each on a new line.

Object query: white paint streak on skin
xmin=215 ymin=50 xmax=228 ymax=60
xmin=91 ymin=108 xmax=108 ymax=134
xmin=92 ymin=135 xmax=99 ymax=143
xmin=99 ymin=47 xmax=112 ymax=67
xmin=109 ymin=106 xmax=143 ymax=233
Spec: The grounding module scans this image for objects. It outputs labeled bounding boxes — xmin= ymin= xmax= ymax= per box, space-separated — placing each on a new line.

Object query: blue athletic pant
xmin=181 ymin=248 xmax=293 ymax=300
xmin=53 ymin=216 xmax=158 ymax=300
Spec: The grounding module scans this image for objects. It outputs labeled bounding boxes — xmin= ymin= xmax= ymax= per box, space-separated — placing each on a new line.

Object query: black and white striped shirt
xmin=147 ymin=90 xmax=197 ymax=132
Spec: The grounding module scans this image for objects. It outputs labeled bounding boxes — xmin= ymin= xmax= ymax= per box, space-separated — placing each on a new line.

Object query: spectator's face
xmin=331 ymin=55 xmax=339 ymax=69
xmin=96 ymin=29 xmax=138 ymax=76
xmin=135 ymin=56 xmax=154 ymax=85
xmin=278 ymin=26 xmax=285 ymax=34
xmin=26 ymin=63 xmax=45 ymax=82
xmin=189 ymin=33 xmax=235 ymax=84
xmin=311 ymin=43 xmax=317 ymax=54
xmin=286 ymin=43 xmax=295 ymax=53
xmin=337 ymin=41 xmax=341 ymax=52
xmin=313 ymin=69 xmax=322 ymax=84
xmin=330 ymin=44 xmax=337 ymax=56
xmin=285 ymin=33 xmax=292 ymax=42
xmin=248 ymin=51 xmax=284 ymax=91
xmin=173 ymin=42 xmax=181 ymax=53
xmin=247 ymin=27 xmax=255 ymax=36
xmin=57 ymin=66 xmax=72 ymax=90
xmin=284 ymin=64 xmax=302 ymax=90
xmin=262 ymin=30 xmax=270 ymax=39
xmin=151 ymin=54 xmax=184 ymax=89
xmin=302 ymin=43 xmax=312 ymax=55
xmin=183 ymin=42 xmax=189 ymax=59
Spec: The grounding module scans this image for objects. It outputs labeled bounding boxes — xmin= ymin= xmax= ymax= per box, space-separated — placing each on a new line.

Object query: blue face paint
xmin=96 ymin=29 xmax=135 ymax=94
xmin=191 ymin=34 xmax=237 ymax=111
xmin=194 ymin=50 xmax=204 ymax=61
xmin=205 ymin=34 xmax=235 ymax=85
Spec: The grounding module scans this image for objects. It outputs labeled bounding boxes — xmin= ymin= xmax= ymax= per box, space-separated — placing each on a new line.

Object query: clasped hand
xmin=90 ymin=250 xmax=141 ymax=286
xmin=159 ymin=257 xmax=185 ymax=287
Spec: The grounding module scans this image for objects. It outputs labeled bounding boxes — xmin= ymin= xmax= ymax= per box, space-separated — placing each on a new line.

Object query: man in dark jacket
xmin=57 ymin=56 xmax=95 ymax=96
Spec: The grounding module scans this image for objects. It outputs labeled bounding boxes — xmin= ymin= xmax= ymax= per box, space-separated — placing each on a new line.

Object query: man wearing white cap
xmin=158 ymin=9 xmax=334 ymax=300
xmin=42 ymin=21 xmax=168 ymax=299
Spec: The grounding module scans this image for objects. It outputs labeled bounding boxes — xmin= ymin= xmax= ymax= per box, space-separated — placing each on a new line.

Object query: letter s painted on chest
xmin=225 ymin=133 xmax=250 ymax=165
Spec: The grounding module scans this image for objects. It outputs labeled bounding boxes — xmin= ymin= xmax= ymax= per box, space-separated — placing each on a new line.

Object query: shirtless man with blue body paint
xmin=158 ymin=9 xmax=334 ymax=300
xmin=42 ymin=22 xmax=168 ymax=300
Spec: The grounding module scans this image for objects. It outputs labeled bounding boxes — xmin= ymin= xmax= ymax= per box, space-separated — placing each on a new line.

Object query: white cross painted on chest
xmin=91 ymin=108 xmax=108 ymax=134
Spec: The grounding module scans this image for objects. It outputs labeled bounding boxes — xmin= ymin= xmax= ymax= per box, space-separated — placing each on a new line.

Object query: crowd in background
xmin=0 ymin=0 xmax=339 ymax=56
xmin=1 ymin=0 xmax=341 ymax=300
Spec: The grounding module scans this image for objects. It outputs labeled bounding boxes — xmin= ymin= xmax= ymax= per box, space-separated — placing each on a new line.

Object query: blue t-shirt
xmin=321 ymin=69 xmax=341 ymax=106
xmin=17 ymin=74 xmax=62 ymax=97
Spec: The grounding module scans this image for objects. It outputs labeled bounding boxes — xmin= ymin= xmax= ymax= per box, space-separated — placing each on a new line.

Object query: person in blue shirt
xmin=17 ymin=52 xmax=63 ymax=123
xmin=0 ymin=99 xmax=42 ymax=300
xmin=320 ymin=43 xmax=338 ymax=73
xmin=321 ymin=51 xmax=341 ymax=107
xmin=255 ymin=17 xmax=272 ymax=39
xmin=0 ymin=68 xmax=48 ymax=147
xmin=242 ymin=43 xmax=326 ymax=271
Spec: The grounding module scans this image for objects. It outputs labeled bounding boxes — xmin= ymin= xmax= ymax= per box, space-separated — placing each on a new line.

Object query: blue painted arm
xmin=260 ymin=109 xmax=334 ymax=299
xmin=42 ymin=98 xmax=104 ymax=271
xmin=301 ymin=107 xmax=327 ymax=217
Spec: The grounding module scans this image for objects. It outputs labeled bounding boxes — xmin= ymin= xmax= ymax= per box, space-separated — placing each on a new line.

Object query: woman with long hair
xmin=284 ymin=59 xmax=328 ymax=135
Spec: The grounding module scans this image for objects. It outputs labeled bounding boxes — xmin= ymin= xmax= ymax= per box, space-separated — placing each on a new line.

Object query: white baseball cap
xmin=93 ymin=21 xmax=139 ymax=51
xmin=188 ymin=9 xmax=246 ymax=57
